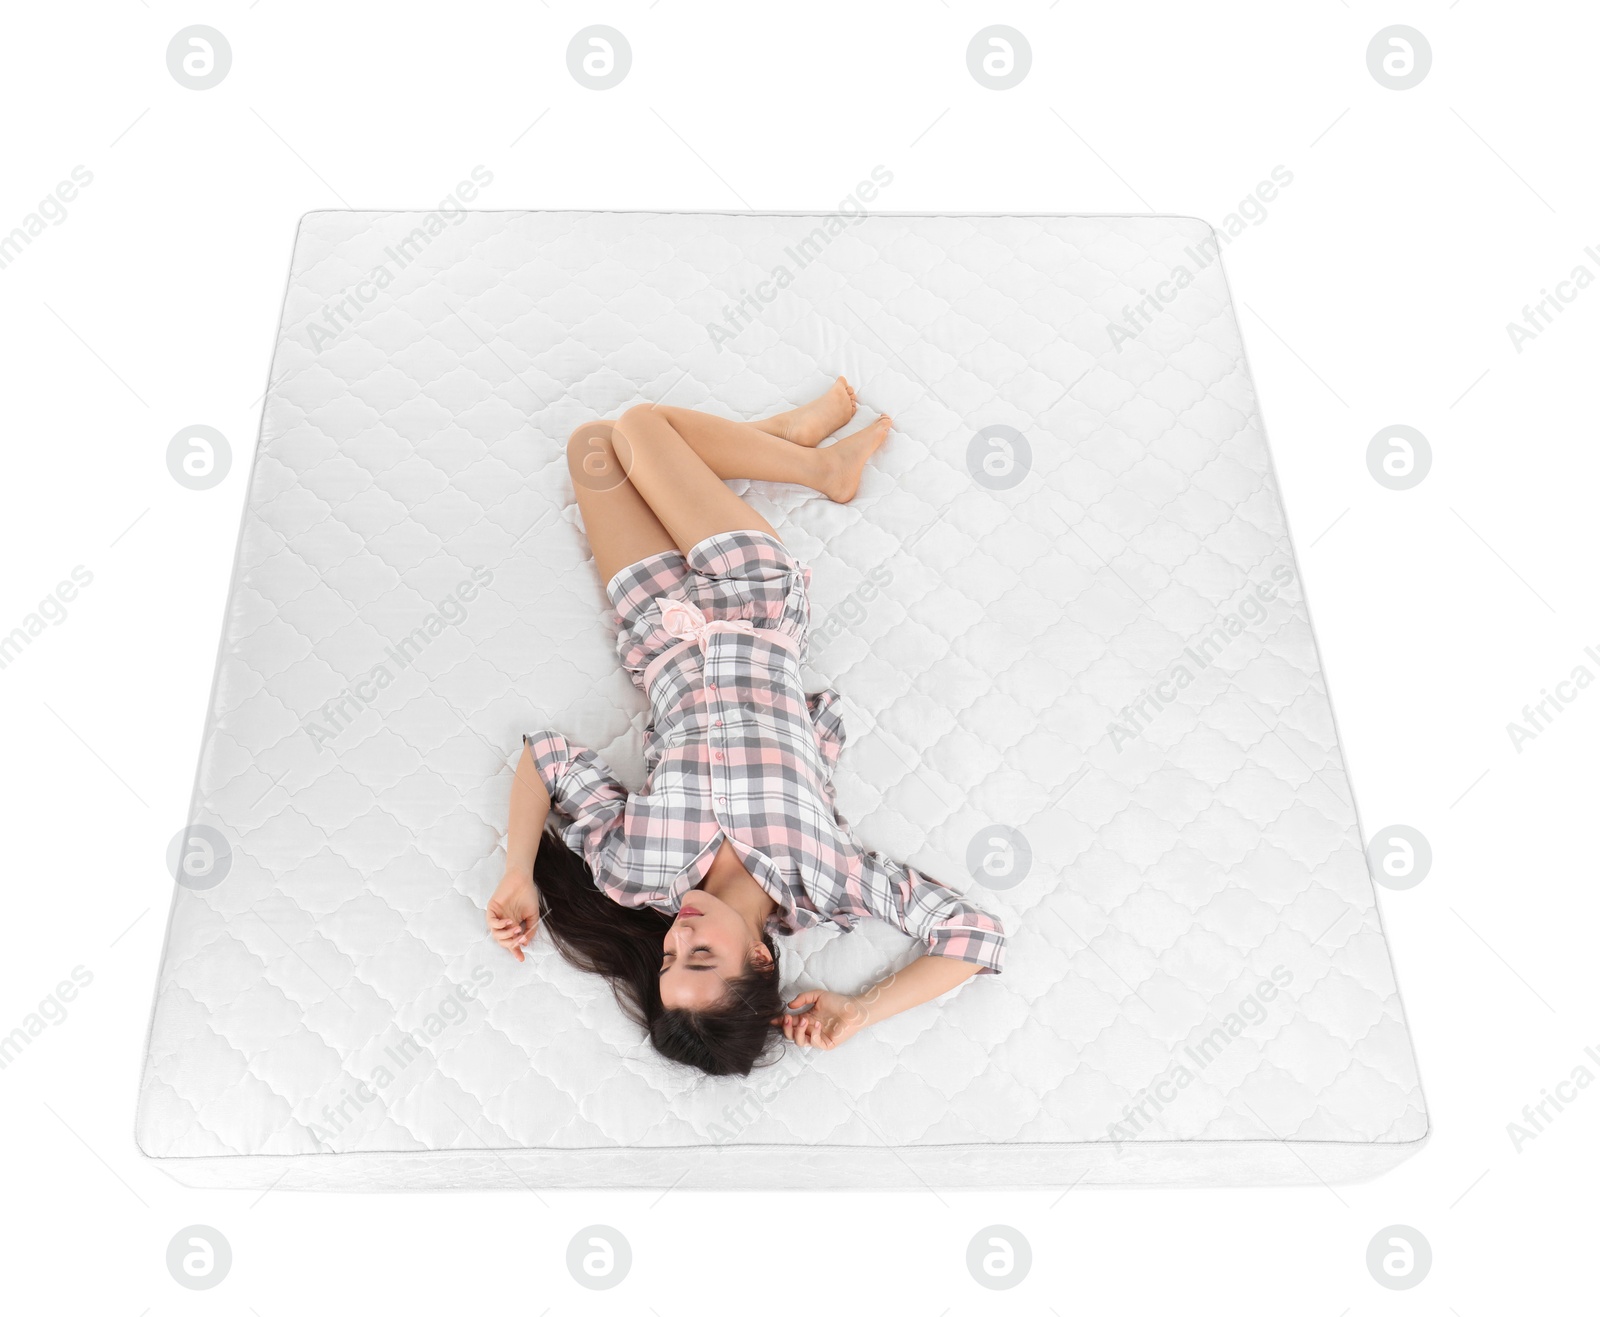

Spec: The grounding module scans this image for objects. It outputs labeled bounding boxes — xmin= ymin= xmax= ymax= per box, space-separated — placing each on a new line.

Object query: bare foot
xmin=820 ymin=415 xmax=892 ymax=503
xmin=774 ymin=377 xmax=858 ymax=447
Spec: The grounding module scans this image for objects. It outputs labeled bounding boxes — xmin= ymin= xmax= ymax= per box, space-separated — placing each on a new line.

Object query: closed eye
xmin=660 ymin=945 xmax=714 ymax=976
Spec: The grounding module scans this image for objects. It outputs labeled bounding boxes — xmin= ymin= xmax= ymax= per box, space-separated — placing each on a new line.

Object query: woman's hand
xmin=777 ymin=990 xmax=868 ymax=1051
xmin=778 ymin=958 xmax=985 ymax=1049
xmin=487 ymin=869 xmax=540 ymax=962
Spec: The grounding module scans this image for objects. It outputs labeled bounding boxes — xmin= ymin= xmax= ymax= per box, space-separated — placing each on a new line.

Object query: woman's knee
xmin=617 ymin=402 xmax=667 ymax=436
xmin=567 ymin=421 xmax=612 ymax=461
xmin=567 ymin=421 xmax=625 ymax=486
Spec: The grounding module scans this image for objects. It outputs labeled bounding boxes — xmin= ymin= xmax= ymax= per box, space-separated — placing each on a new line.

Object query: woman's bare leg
xmin=656 ymin=401 xmax=896 ymax=499
xmin=611 ymin=403 xmax=893 ymax=552
xmin=751 ymin=376 xmax=858 ymax=447
xmin=610 ymin=405 xmax=783 ymax=550
xmin=655 ymin=405 xmax=891 ymax=502
xmin=567 ymin=422 xmax=678 ymax=588
xmin=564 ymin=389 xmax=883 ymax=586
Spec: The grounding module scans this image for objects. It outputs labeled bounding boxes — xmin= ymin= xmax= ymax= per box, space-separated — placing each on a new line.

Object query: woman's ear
xmin=748 ymin=938 xmax=774 ymax=968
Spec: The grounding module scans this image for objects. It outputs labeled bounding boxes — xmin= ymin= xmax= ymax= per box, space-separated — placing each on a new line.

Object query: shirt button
xmin=714 ymin=720 xmax=722 ymax=727
xmin=718 ymin=795 xmax=727 ymax=804
xmin=714 ymin=751 xmax=724 ymax=761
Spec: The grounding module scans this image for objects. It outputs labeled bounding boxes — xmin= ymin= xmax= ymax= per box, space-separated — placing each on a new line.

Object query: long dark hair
xmin=533 ymin=826 xmax=783 ymax=1076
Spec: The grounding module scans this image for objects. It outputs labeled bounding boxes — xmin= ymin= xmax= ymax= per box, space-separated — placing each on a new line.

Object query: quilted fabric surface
xmin=135 ymin=211 xmax=1428 ymax=1188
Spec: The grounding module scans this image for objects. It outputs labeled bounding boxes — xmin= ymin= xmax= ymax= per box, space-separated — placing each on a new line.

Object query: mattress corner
xmin=293 ymin=208 xmax=335 ymax=237
xmin=131 ymin=1106 xmax=164 ymax=1164
xmin=1169 ymin=214 xmax=1222 ymax=246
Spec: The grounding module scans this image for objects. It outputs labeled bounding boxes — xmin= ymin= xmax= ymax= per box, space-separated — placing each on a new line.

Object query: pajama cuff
xmin=926 ymin=923 xmax=1007 ymax=975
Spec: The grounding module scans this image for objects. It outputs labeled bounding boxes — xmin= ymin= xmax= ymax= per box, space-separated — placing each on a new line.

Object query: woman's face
xmin=659 ymin=889 xmax=770 ymax=1010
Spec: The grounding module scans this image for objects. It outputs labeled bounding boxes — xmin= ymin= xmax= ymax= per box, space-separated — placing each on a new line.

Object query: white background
xmin=2 ymin=1 xmax=1595 ymax=1312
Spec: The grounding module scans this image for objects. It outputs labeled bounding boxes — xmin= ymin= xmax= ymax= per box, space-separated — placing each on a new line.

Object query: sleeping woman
xmin=485 ymin=380 xmax=1006 ymax=1076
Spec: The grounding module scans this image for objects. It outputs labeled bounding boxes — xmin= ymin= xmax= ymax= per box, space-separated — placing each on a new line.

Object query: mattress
xmin=135 ymin=210 xmax=1429 ymax=1189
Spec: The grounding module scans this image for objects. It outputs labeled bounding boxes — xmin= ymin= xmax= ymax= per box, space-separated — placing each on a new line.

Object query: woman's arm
xmin=849 ymin=850 xmax=1008 ymax=976
xmin=503 ymin=741 xmax=552 ymax=877
xmin=781 ymin=954 xmax=981 ymax=1051
xmin=486 ymin=742 xmax=552 ymax=961
xmin=857 ymin=954 xmax=981 ymax=1025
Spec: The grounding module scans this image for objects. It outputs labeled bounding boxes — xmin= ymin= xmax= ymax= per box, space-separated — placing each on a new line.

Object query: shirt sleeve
xmin=522 ymin=731 xmax=631 ymax=899
xmin=850 ymin=849 xmax=1008 ymax=974
xmin=806 ymin=688 xmax=846 ymax=782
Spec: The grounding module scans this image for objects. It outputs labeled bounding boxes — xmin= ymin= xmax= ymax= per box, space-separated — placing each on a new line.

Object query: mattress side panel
xmin=147 ymin=1133 xmax=1428 ymax=1191
xmin=1049 ymin=225 xmax=1430 ymax=1149
xmin=135 ymin=213 xmax=339 ymax=1157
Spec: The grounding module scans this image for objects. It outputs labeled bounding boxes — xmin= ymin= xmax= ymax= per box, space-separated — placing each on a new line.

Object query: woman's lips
xmin=678 ymin=905 xmax=703 ymax=919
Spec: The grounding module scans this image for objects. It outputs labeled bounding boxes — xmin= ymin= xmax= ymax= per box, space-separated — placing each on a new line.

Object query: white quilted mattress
xmin=135 ymin=210 xmax=1428 ymax=1189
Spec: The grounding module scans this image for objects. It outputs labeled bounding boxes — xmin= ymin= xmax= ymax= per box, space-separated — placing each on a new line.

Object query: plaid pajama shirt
xmin=525 ymin=529 xmax=1006 ymax=974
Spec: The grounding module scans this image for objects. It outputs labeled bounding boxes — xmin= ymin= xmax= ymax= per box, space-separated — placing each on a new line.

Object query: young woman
xmin=485 ymin=381 xmax=1006 ymax=1076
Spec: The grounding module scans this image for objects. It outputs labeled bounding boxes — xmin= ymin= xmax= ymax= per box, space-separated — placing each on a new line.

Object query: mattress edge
xmin=1205 ymin=232 xmax=1433 ymax=1138
xmin=138 ymin=1132 xmax=1430 ymax=1190
xmin=131 ymin=211 xmax=313 ymax=1149
xmin=293 ymin=206 xmax=1220 ymax=233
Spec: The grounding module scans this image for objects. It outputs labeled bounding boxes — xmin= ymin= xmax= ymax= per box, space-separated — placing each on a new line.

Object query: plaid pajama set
xmin=525 ymin=529 xmax=1006 ymax=974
